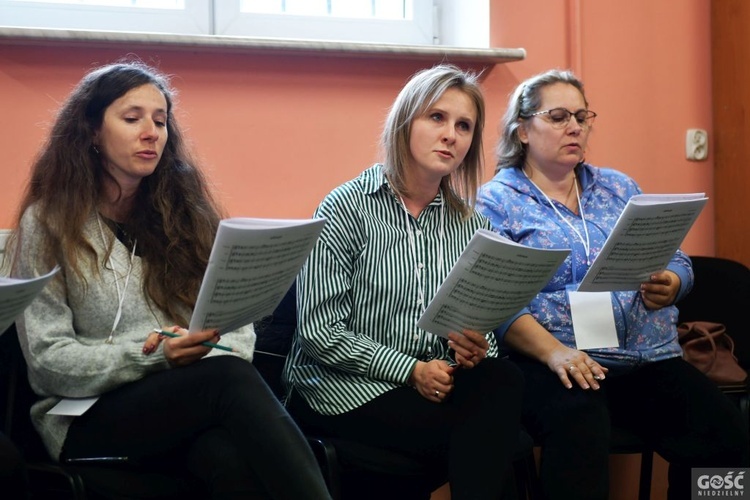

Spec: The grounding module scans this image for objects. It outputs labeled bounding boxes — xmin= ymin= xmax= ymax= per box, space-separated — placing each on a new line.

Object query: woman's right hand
xmin=505 ymin=314 xmax=608 ymax=391
xmin=545 ymin=345 xmax=608 ymax=390
xmin=160 ymin=326 xmax=217 ymax=367
xmin=408 ymin=360 xmax=455 ymax=403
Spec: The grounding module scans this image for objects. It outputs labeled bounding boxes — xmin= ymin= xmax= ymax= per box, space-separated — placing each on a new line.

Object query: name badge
xmin=567 ymin=284 xmax=619 ymax=350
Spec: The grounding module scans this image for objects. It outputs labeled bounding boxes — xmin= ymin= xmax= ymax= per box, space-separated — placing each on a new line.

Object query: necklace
xmin=523 ymin=169 xmax=591 ymax=265
xmin=97 ymin=214 xmax=137 ymax=344
xmin=112 ymin=221 xmax=135 ymax=249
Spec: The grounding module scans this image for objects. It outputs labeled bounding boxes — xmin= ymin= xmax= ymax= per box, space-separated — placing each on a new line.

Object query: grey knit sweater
xmin=15 ymin=207 xmax=256 ymax=460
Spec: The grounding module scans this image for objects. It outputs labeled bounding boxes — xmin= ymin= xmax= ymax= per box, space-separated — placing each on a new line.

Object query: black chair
xmin=524 ymin=426 xmax=654 ymax=500
xmin=676 ymin=256 xmax=750 ymax=368
xmin=676 ymin=256 xmax=750 ymax=428
xmin=0 ymin=323 xmax=204 ymax=500
xmin=253 ymin=285 xmax=541 ymax=500
xmin=598 ymin=255 xmax=750 ymax=500
xmin=608 ymin=429 xmax=654 ymax=500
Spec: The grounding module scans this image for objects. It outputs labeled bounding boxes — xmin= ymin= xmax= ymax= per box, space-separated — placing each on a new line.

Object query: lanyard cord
xmin=523 ymin=169 xmax=591 ymax=265
xmin=398 ymin=194 xmax=445 ymax=349
xmin=398 ymin=195 xmax=445 ymax=312
xmin=97 ymin=214 xmax=137 ymax=344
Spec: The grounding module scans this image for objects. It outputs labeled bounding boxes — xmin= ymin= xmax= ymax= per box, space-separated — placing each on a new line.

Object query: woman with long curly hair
xmin=8 ymin=59 xmax=330 ymax=499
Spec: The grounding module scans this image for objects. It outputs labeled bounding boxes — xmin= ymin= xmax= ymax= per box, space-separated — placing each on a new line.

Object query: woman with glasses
xmin=476 ymin=69 xmax=748 ymax=500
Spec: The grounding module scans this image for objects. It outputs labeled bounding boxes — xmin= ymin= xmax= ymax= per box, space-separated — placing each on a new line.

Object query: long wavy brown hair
xmin=8 ymin=59 xmax=223 ymax=325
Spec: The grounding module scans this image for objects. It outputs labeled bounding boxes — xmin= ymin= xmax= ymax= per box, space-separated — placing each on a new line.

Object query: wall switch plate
xmin=686 ymin=129 xmax=708 ymax=161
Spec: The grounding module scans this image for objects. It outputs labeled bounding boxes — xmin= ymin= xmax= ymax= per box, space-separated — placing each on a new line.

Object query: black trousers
xmin=62 ymin=356 xmax=331 ymax=500
xmin=288 ymin=357 xmax=524 ymax=500
xmin=511 ymin=354 xmax=749 ymax=500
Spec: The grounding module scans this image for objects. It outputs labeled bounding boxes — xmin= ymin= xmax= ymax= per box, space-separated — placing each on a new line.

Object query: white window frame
xmin=0 ymin=0 xmax=489 ymax=48
xmin=215 ymin=0 xmax=433 ymax=45
xmin=434 ymin=0 xmax=489 ymax=48
xmin=0 ymin=0 xmax=210 ymax=34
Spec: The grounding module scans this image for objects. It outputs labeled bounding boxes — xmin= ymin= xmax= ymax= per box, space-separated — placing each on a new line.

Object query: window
xmin=240 ymin=0 xmax=407 ymax=19
xmin=17 ymin=0 xmax=183 ymax=7
xmin=0 ymin=0 xmax=210 ymax=35
xmin=217 ymin=0 xmax=433 ymax=45
xmin=0 ymin=0 xmax=489 ymax=48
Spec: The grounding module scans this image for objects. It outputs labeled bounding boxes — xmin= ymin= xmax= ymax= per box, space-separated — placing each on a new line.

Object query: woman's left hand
xmin=447 ymin=329 xmax=489 ymax=369
xmin=640 ymin=270 xmax=680 ymax=310
xmin=142 ymin=331 xmax=163 ymax=355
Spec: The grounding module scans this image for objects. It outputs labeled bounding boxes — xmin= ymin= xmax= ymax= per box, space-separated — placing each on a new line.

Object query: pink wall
xmin=0 ymin=48 xmax=438 ymax=225
xmin=489 ymin=0 xmax=714 ymax=255
xmin=0 ymin=0 xmax=713 ymax=262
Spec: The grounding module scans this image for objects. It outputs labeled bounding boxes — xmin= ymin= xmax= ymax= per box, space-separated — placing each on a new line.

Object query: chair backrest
xmin=0 ymin=323 xmax=57 ymax=463
xmin=1 ymin=324 xmax=209 ymax=499
xmin=253 ymin=284 xmax=297 ymax=399
xmin=0 ymin=326 xmax=14 ymax=437
xmin=676 ymin=256 xmax=750 ymax=370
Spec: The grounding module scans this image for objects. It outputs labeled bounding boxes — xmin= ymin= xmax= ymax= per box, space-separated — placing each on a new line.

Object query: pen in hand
xmin=153 ymin=329 xmax=236 ymax=353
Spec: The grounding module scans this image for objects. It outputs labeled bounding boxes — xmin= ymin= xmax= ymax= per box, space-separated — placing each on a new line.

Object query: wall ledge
xmin=0 ymin=26 xmax=526 ymax=65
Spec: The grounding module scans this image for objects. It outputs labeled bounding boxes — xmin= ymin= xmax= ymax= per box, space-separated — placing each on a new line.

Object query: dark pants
xmin=511 ymin=354 xmax=749 ymax=500
xmin=62 ymin=356 xmax=331 ymax=500
xmin=289 ymin=357 xmax=524 ymax=500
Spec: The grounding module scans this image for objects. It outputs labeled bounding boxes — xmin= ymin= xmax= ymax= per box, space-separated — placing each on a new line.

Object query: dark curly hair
xmin=9 ymin=59 xmax=223 ymax=325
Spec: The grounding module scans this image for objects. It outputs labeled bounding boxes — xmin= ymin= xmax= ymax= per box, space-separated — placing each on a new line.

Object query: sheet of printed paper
xmin=189 ymin=218 xmax=325 ymax=334
xmin=417 ymin=229 xmax=569 ymax=339
xmin=578 ymin=193 xmax=707 ymax=292
xmin=0 ymin=266 xmax=59 ymax=335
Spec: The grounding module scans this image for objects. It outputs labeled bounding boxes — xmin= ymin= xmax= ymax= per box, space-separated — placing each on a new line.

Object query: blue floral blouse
xmin=477 ymin=163 xmax=693 ymax=369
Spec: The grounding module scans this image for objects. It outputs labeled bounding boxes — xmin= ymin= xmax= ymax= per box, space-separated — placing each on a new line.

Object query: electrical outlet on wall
xmin=686 ymin=129 xmax=708 ymax=161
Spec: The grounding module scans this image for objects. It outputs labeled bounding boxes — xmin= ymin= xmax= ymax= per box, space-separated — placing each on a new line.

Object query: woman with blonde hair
xmin=284 ymin=64 xmax=524 ymax=500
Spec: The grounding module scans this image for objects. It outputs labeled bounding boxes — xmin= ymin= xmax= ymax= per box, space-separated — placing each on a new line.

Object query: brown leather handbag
xmin=677 ymin=321 xmax=748 ymax=385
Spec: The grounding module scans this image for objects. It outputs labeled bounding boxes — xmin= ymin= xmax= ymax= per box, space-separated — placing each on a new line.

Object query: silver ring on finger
xmin=568 ymin=365 xmax=576 ymax=372
xmin=434 ymin=390 xmax=440 ymax=397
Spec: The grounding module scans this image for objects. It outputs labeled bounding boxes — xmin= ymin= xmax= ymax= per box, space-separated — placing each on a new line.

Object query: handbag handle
xmin=677 ymin=321 xmax=747 ymax=384
xmin=718 ymin=330 xmax=741 ymax=362
xmin=679 ymin=323 xmax=719 ymax=374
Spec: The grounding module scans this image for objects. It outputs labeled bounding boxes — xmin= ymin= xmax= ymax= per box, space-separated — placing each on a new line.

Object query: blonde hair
xmin=381 ymin=64 xmax=486 ymax=217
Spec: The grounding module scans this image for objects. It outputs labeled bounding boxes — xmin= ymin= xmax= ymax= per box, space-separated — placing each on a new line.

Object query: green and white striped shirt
xmin=284 ymin=164 xmax=498 ymax=415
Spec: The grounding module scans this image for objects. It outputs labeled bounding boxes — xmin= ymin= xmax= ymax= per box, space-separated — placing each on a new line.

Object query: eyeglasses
xmin=523 ymin=108 xmax=597 ymax=129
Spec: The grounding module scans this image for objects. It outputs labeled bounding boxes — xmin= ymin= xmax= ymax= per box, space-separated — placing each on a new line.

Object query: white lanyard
xmin=524 ymin=170 xmax=591 ymax=265
xmin=398 ymin=195 xmax=445 ymax=312
xmin=97 ymin=214 xmax=137 ymax=344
